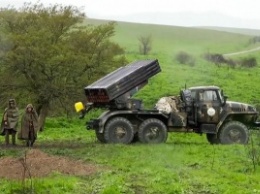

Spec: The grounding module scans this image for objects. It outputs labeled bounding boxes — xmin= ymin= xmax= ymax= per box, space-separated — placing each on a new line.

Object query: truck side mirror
xmin=223 ymin=95 xmax=228 ymax=105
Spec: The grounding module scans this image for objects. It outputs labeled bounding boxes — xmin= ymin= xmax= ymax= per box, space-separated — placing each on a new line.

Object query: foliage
xmin=203 ymin=53 xmax=227 ymax=67
xmin=250 ymin=36 xmax=260 ymax=44
xmin=1 ymin=13 xmax=260 ymax=194
xmin=239 ymin=57 xmax=257 ymax=68
xmin=176 ymin=51 xmax=196 ymax=66
xmin=0 ymin=3 xmax=126 ymax=130
xmin=138 ymin=35 xmax=152 ymax=55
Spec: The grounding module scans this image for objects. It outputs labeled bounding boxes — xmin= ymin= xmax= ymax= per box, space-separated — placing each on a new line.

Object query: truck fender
xmin=97 ymin=110 xmax=168 ymax=133
xmin=216 ymin=112 xmax=254 ymax=132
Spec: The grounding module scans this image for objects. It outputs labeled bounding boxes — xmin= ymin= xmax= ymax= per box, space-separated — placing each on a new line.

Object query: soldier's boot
xmin=11 ymin=133 xmax=16 ymax=146
xmin=31 ymin=138 xmax=36 ymax=147
xmin=5 ymin=132 xmax=10 ymax=146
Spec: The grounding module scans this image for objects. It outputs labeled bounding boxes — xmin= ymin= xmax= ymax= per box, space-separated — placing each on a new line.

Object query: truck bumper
xmin=86 ymin=119 xmax=100 ymax=130
xmin=254 ymin=121 xmax=260 ymax=128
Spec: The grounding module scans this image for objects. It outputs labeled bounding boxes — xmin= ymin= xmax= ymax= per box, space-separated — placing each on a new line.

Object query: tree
xmin=0 ymin=3 xmax=126 ymax=130
xmin=138 ymin=35 xmax=152 ymax=55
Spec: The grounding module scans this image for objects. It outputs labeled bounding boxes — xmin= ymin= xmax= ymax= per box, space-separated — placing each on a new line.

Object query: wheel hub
xmin=228 ymin=128 xmax=242 ymax=142
xmin=115 ymin=127 xmax=126 ymax=139
xmin=146 ymin=127 xmax=159 ymax=140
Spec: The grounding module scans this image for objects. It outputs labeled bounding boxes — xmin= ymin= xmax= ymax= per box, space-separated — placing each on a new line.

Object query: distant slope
xmin=198 ymin=26 xmax=260 ymax=36
xmin=90 ymin=12 xmax=260 ymax=30
xmin=83 ymin=18 xmax=260 ymax=105
xmin=85 ymin=18 xmax=253 ymax=56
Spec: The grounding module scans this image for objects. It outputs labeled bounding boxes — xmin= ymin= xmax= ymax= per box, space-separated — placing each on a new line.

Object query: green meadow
xmin=1 ymin=19 xmax=260 ymax=194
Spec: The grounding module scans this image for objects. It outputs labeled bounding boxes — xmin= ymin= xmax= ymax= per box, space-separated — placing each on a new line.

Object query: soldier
xmin=18 ymin=104 xmax=39 ymax=147
xmin=0 ymin=99 xmax=19 ymax=146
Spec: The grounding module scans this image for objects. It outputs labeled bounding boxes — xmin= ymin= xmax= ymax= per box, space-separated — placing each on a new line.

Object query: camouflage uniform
xmin=0 ymin=99 xmax=19 ymax=146
xmin=155 ymin=96 xmax=180 ymax=114
xmin=155 ymin=96 xmax=187 ymax=126
xmin=18 ymin=104 xmax=38 ymax=147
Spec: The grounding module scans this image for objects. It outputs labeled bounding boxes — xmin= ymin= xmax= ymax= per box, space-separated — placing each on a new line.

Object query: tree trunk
xmin=38 ymin=103 xmax=49 ymax=132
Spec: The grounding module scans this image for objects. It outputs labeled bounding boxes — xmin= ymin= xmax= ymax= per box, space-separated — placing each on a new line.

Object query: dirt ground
xmin=0 ymin=149 xmax=97 ymax=180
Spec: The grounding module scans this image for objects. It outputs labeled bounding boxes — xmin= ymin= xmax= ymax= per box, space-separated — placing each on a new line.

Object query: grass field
xmin=1 ymin=19 xmax=260 ymax=194
xmin=0 ymin=118 xmax=260 ymax=194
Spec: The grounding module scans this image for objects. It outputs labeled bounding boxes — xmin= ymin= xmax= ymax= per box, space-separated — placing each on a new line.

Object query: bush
xmin=175 ymin=51 xmax=196 ymax=66
xmin=203 ymin=53 xmax=226 ymax=67
xmin=225 ymin=59 xmax=236 ymax=68
xmin=239 ymin=57 xmax=257 ymax=68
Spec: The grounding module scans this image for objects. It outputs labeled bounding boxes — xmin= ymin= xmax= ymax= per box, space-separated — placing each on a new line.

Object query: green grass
xmin=85 ymin=18 xmax=253 ymax=56
xmin=1 ymin=19 xmax=260 ymax=193
xmin=84 ymin=18 xmax=260 ymax=109
xmin=1 ymin=121 xmax=260 ymax=194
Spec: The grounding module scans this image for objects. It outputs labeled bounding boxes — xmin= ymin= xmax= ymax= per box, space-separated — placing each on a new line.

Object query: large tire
xmin=138 ymin=118 xmax=168 ymax=143
xmin=104 ymin=117 xmax=134 ymax=144
xmin=95 ymin=131 xmax=106 ymax=143
xmin=219 ymin=121 xmax=249 ymax=144
xmin=206 ymin=134 xmax=220 ymax=144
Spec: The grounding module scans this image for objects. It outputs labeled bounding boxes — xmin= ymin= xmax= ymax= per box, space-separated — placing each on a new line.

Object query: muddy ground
xmin=0 ymin=148 xmax=97 ymax=180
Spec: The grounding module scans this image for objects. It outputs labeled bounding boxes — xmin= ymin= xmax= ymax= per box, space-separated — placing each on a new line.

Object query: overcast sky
xmin=1 ymin=0 xmax=260 ymax=29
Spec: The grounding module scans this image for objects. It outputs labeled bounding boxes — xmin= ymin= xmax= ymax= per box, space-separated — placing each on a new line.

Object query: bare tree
xmin=138 ymin=35 xmax=152 ymax=55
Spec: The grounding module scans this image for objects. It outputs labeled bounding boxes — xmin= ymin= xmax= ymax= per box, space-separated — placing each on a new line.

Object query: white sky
xmin=1 ymin=0 xmax=260 ymax=28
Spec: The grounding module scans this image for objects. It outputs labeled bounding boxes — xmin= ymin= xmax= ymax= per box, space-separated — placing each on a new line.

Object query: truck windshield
xmin=199 ymin=90 xmax=218 ymax=101
xmin=218 ymin=90 xmax=224 ymax=103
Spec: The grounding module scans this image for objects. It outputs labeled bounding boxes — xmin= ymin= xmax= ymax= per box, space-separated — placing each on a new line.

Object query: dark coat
xmin=0 ymin=101 xmax=19 ymax=136
xmin=18 ymin=104 xmax=39 ymax=140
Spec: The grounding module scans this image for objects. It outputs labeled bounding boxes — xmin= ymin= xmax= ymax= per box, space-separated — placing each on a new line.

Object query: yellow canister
xmin=74 ymin=102 xmax=84 ymax=112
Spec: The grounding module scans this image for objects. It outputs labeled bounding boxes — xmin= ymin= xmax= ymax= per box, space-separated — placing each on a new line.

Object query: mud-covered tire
xmin=104 ymin=117 xmax=134 ymax=144
xmin=138 ymin=118 xmax=168 ymax=143
xmin=219 ymin=121 xmax=249 ymax=144
xmin=206 ymin=134 xmax=220 ymax=144
xmin=95 ymin=131 xmax=106 ymax=143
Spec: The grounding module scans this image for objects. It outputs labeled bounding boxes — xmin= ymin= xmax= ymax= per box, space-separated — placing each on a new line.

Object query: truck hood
xmin=225 ymin=101 xmax=257 ymax=113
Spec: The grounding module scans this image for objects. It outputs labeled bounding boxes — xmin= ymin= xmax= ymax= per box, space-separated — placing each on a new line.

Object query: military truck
xmin=75 ymin=59 xmax=259 ymax=144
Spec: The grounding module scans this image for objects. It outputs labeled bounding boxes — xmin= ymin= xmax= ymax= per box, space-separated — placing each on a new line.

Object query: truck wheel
xmin=104 ymin=117 xmax=134 ymax=144
xmin=219 ymin=121 xmax=249 ymax=144
xmin=95 ymin=131 xmax=106 ymax=143
xmin=206 ymin=134 xmax=220 ymax=144
xmin=138 ymin=118 xmax=168 ymax=143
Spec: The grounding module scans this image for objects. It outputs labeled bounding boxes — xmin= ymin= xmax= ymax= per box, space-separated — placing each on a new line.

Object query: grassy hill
xmin=84 ymin=18 xmax=260 ymax=107
xmin=1 ymin=18 xmax=260 ymax=194
xmin=85 ymin=18 xmax=253 ymax=55
xmin=199 ymin=26 xmax=260 ymax=36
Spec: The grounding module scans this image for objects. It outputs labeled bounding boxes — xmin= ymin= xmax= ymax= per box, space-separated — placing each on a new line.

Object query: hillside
xmin=1 ymin=18 xmax=260 ymax=194
xmin=198 ymin=26 xmax=260 ymax=36
xmin=85 ymin=18 xmax=253 ymax=56
xmin=84 ymin=18 xmax=260 ymax=107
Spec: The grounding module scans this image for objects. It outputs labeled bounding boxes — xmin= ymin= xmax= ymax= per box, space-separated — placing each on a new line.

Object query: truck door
xmin=197 ymin=90 xmax=221 ymax=123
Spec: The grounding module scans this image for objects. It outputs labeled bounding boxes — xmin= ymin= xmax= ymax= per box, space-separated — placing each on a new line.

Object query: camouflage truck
xmin=75 ymin=59 xmax=259 ymax=144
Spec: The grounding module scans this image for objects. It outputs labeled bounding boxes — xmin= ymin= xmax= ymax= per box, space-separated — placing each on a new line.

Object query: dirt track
xmin=223 ymin=46 xmax=260 ymax=57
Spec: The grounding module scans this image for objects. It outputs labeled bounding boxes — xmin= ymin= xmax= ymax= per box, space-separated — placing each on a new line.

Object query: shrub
xmin=175 ymin=51 xmax=196 ymax=66
xmin=203 ymin=53 xmax=227 ymax=67
xmin=239 ymin=57 xmax=257 ymax=68
xmin=225 ymin=59 xmax=236 ymax=68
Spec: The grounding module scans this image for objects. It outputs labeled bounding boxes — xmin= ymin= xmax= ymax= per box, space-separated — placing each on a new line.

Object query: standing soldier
xmin=0 ymin=99 xmax=19 ymax=146
xmin=18 ymin=104 xmax=39 ymax=147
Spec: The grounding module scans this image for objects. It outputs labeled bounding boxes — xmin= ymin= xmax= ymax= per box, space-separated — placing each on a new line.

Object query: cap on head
xmin=9 ymin=99 xmax=15 ymax=104
xmin=26 ymin=104 xmax=33 ymax=109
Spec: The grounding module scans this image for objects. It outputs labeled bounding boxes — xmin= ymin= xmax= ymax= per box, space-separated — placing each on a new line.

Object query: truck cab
xmin=182 ymin=86 xmax=258 ymax=144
